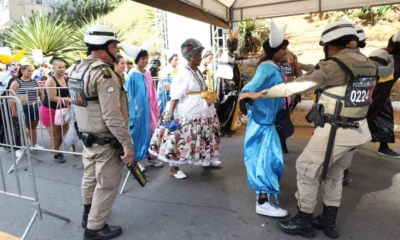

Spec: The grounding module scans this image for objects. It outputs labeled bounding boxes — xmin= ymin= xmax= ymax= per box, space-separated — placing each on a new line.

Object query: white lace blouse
xmin=169 ymin=67 xmax=216 ymax=119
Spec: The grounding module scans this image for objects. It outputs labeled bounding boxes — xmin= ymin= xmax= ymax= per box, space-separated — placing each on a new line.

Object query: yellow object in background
xmin=230 ymin=75 xmax=242 ymax=131
xmin=230 ymin=99 xmax=241 ymax=131
xmin=0 ymin=48 xmax=27 ymax=64
xmin=13 ymin=48 xmax=27 ymax=62
xmin=79 ymin=52 xmax=87 ymax=59
xmin=0 ymin=55 xmax=12 ymax=64
xmin=0 ymin=231 xmax=20 ymax=240
xmin=204 ymin=69 xmax=213 ymax=92
xmin=378 ymin=75 xmax=394 ymax=83
xmin=312 ymin=90 xmax=317 ymax=103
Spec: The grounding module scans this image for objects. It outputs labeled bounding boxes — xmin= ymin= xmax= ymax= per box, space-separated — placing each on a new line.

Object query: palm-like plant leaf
xmin=53 ymin=0 xmax=127 ymax=26
xmin=145 ymin=8 xmax=156 ymax=27
xmin=3 ymin=11 xmax=78 ymax=64
xmin=238 ymin=19 xmax=270 ymax=53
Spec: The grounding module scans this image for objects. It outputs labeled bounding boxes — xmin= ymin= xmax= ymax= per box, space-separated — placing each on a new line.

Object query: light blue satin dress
xmin=241 ymin=60 xmax=285 ymax=202
xmin=125 ymin=68 xmax=151 ymax=161
xmin=157 ymin=71 xmax=173 ymax=116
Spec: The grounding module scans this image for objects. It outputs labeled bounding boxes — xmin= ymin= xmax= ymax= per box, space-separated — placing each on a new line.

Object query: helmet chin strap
xmin=106 ymin=48 xmax=117 ymax=63
xmin=323 ymin=44 xmax=330 ymax=60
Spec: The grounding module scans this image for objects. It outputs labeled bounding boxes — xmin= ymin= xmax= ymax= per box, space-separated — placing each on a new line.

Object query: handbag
xmin=275 ymin=98 xmax=294 ymax=139
xmin=54 ymin=98 xmax=70 ymax=126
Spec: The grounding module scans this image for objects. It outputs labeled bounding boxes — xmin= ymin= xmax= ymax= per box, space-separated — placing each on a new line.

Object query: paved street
xmin=0 ymin=127 xmax=400 ymax=240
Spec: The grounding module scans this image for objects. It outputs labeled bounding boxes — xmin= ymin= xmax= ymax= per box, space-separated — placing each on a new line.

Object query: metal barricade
xmin=0 ymin=95 xmax=70 ymax=240
xmin=152 ymin=76 xmax=171 ymax=113
xmin=2 ymin=86 xmax=83 ymax=174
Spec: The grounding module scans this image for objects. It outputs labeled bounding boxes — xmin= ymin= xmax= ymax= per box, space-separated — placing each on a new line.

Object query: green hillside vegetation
xmin=104 ymin=1 xmax=155 ymax=46
xmin=1 ymin=1 xmax=155 ymax=65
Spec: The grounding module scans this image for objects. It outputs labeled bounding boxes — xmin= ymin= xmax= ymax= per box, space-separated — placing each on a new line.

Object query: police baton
xmin=321 ymin=100 xmax=359 ymax=181
xmin=126 ymin=161 xmax=147 ymax=187
xmin=113 ymin=141 xmax=147 ymax=187
xmin=321 ymin=100 xmax=342 ymax=181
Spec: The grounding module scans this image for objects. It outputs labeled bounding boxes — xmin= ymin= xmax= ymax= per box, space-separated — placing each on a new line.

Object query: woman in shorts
xmin=9 ymin=65 xmax=44 ymax=157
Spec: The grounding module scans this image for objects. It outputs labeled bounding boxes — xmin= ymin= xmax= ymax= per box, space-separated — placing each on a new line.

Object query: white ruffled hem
xmin=149 ymin=149 xmax=220 ymax=166
xmin=174 ymin=111 xmax=216 ymax=121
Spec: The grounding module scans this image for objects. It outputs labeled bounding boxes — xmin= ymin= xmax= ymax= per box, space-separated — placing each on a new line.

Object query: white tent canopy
xmin=134 ymin=0 xmax=399 ymax=27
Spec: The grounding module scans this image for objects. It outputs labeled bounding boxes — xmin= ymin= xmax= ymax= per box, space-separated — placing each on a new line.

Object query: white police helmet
xmin=84 ymin=25 xmax=119 ymax=46
xmin=320 ymin=20 xmax=357 ymax=46
xmin=355 ymin=26 xmax=366 ymax=42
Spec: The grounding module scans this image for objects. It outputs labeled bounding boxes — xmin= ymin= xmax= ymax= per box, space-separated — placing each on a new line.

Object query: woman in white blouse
xmin=148 ymin=39 xmax=221 ymax=179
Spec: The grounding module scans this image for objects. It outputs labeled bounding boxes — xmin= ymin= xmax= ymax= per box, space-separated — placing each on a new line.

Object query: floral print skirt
xmin=148 ymin=114 xmax=220 ymax=166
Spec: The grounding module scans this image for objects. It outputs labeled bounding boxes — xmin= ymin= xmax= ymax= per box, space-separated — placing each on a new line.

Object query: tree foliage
xmin=3 ymin=11 xmax=79 ymax=64
xmin=52 ymin=0 xmax=127 ymax=27
xmin=304 ymin=5 xmax=397 ymax=25
xmin=3 ymin=10 xmax=132 ymax=65
xmin=239 ymin=19 xmax=269 ymax=54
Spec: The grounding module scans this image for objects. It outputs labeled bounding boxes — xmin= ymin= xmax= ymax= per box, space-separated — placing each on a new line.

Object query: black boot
xmin=342 ymin=169 xmax=352 ymax=187
xmin=280 ymin=136 xmax=289 ymax=154
xmin=278 ymin=209 xmax=316 ymax=238
xmin=82 ymin=204 xmax=91 ymax=228
xmin=84 ymin=224 xmax=122 ymax=240
xmin=311 ymin=204 xmax=339 ymax=239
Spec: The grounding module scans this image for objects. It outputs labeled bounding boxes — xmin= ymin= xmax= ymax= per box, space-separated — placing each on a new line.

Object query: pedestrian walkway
xmin=0 ymin=126 xmax=399 ymax=240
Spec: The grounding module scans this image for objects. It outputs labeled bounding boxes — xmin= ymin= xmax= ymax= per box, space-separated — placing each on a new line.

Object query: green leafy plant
xmin=305 ymin=5 xmax=395 ymax=24
xmin=238 ymin=19 xmax=269 ymax=54
xmin=349 ymin=5 xmax=393 ymax=24
xmin=145 ymin=8 xmax=156 ymax=27
xmin=52 ymin=0 xmax=127 ymax=27
xmin=3 ymin=11 xmax=79 ymax=64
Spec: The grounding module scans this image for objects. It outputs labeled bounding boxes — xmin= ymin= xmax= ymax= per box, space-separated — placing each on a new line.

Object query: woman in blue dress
xmin=122 ymin=41 xmax=163 ymax=169
xmin=157 ymin=53 xmax=179 ymax=115
xmin=240 ymin=22 xmax=289 ymax=218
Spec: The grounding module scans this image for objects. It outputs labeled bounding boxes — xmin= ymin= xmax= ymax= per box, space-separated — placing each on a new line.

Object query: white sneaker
xmin=256 ymin=202 xmax=288 ymax=217
xmin=15 ymin=150 xmax=23 ymax=158
xmin=172 ymin=170 xmax=187 ymax=179
xmin=144 ymin=159 xmax=156 ymax=167
xmin=210 ymin=160 xmax=222 ymax=167
xmin=154 ymin=160 xmax=164 ymax=168
xmin=145 ymin=159 xmax=164 ymax=168
xmin=138 ymin=162 xmax=146 ymax=172
xmin=33 ymin=144 xmax=44 ymax=150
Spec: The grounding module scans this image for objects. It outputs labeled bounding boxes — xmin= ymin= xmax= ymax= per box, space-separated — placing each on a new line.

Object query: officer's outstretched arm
xmin=297 ymin=62 xmax=315 ymax=73
xmin=259 ymin=60 xmax=342 ymax=99
xmin=96 ymin=71 xmax=133 ymax=150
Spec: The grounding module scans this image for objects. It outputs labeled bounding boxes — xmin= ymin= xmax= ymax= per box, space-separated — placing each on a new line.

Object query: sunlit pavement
xmin=0 ymin=126 xmax=399 ymax=240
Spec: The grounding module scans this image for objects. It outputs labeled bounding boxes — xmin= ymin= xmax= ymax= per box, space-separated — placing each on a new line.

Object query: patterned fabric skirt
xmin=148 ymin=113 xmax=220 ymax=166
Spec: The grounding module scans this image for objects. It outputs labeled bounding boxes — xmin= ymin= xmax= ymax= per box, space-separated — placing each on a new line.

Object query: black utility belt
xmin=323 ymin=114 xmax=362 ymax=129
xmin=90 ymin=136 xmax=115 ymax=145
xmin=80 ymin=132 xmax=116 ymax=148
xmin=324 ymin=115 xmax=364 ymax=123
xmin=305 ymin=103 xmax=364 ymax=129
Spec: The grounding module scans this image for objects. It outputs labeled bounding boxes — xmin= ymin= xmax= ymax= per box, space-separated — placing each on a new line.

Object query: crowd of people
xmin=0 ymin=19 xmax=399 ymax=240
xmin=0 ymin=58 xmax=80 ymax=163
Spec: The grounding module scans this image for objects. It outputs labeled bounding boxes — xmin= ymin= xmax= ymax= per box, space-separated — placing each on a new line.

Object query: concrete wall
xmin=0 ymin=0 xmax=53 ymax=30
xmin=24 ymin=2 xmax=53 ymax=16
